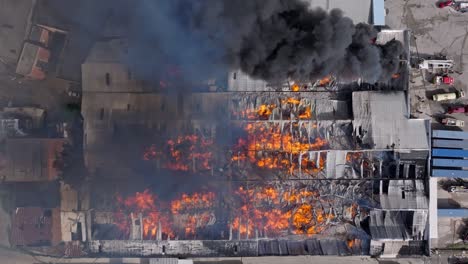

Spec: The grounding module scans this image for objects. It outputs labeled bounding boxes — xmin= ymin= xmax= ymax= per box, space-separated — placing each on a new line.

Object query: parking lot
xmin=385 ymin=0 xmax=468 ymax=130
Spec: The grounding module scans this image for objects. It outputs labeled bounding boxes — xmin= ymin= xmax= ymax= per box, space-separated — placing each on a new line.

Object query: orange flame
xmin=319 ymin=76 xmax=332 ymax=86
xmin=235 ymin=104 xmax=276 ymax=120
xmin=282 ymin=97 xmax=301 ymax=105
xmin=298 ymin=106 xmax=312 ymax=119
xmin=171 ymin=192 xmax=215 ymax=214
xmin=232 ymin=123 xmax=327 ymax=174
xmin=346 ymin=152 xmax=362 ymax=163
xmin=116 ymin=190 xmax=174 ymax=239
xmin=232 ymin=186 xmax=335 ymax=237
xmin=117 ymin=187 xmax=355 ymax=239
xmin=291 ymin=84 xmax=300 ymax=92
xmin=143 ymin=135 xmax=213 ymax=171
xmin=116 ymin=190 xmax=216 ymax=239
xmin=347 ymin=239 xmax=355 ymax=248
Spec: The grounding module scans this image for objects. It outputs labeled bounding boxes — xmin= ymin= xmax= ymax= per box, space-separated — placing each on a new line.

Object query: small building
xmin=16 ymin=41 xmax=50 ymax=80
xmin=16 ymin=23 xmax=68 ymax=80
xmin=2 ymin=106 xmax=45 ymax=128
xmin=60 ymin=182 xmax=88 ymax=242
xmin=352 ymin=91 xmax=429 ymax=150
xmin=10 ymin=207 xmax=61 ymax=247
xmin=0 ymin=138 xmax=65 ymax=182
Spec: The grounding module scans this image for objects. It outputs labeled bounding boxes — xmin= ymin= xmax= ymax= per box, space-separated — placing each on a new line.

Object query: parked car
xmin=433 ymin=91 xmax=465 ymax=101
xmin=442 ymin=118 xmax=465 ymax=127
xmin=450 ymin=186 xmax=468 ymax=193
xmin=438 ymin=0 xmax=453 ymax=8
xmin=434 ymin=75 xmax=454 ymax=85
xmin=447 ymin=106 xmax=468 ymax=114
xmin=455 ymin=2 xmax=468 ymax=12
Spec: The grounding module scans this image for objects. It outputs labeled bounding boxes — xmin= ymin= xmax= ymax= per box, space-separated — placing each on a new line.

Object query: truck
xmin=419 ymin=59 xmax=454 ymax=70
xmin=442 ymin=118 xmax=465 ymax=127
xmin=433 ymin=91 xmax=465 ymax=101
xmin=455 ymin=2 xmax=468 ymax=11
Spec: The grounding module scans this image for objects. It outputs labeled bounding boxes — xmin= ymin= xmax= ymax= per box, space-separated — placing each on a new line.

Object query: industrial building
xmin=76 ymin=27 xmax=431 ymax=257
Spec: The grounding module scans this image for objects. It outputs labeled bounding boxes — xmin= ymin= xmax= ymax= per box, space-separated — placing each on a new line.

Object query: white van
xmin=432 ymin=91 xmax=465 ymax=101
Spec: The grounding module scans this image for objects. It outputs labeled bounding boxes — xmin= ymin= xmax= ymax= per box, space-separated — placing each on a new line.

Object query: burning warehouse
xmin=76 ymin=24 xmax=430 ymax=257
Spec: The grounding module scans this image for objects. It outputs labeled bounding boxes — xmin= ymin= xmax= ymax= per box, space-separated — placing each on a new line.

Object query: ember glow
xmin=233 ymin=96 xmax=313 ymax=121
xmin=233 ymin=123 xmax=327 ymax=174
xmin=115 ymin=185 xmax=360 ymax=240
xmin=130 ymin=97 xmax=352 ymax=241
xmin=143 ymin=135 xmax=213 ymax=171
xmin=231 ymin=186 xmax=338 ymax=237
xmin=235 ymin=104 xmax=276 ymax=120
xmin=291 ymin=84 xmax=300 ymax=92
xmin=116 ymin=190 xmax=216 ymax=239
xmin=319 ymin=76 xmax=332 ymax=86
xmin=116 ymin=190 xmax=173 ymax=239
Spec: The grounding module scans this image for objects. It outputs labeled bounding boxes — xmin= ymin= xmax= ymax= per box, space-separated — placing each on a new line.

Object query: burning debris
xmin=116 ymin=190 xmax=216 ymax=240
xmin=232 ymin=122 xmax=327 ymax=175
xmin=143 ymin=134 xmax=213 ymax=171
xmin=232 ymin=95 xmax=315 ymax=121
xmin=113 ymin=184 xmax=365 ymax=241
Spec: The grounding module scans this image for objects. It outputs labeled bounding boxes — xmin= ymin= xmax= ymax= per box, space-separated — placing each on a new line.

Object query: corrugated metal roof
xmin=432 ymin=169 xmax=468 ymax=178
xmin=370 ymin=211 xmax=408 ymax=240
xmin=227 ymin=70 xmax=269 ymax=91
xmin=369 ymin=210 xmax=427 ymax=240
xmin=433 ymin=158 xmax=468 ymax=167
xmin=432 ymin=148 xmax=468 ymax=158
xmin=432 ymin=139 xmax=468 ymax=149
xmin=64 ymin=241 xmax=86 ymax=257
xmin=352 ymin=92 xmax=429 ymax=150
xmin=433 ymin=130 xmax=468 ymax=139
xmin=16 ymin=42 xmax=40 ymax=76
xmin=10 ymin=207 xmax=53 ymax=246
xmin=0 ymin=138 xmax=65 ymax=182
xmin=380 ymin=180 xmax=428 ymax=209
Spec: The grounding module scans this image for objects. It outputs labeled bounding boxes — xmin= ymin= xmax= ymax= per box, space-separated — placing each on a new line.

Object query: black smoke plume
xmin=39 ymin=0 xmax=403 ymax=84
xmin=126 ymin=0 xmax=403 ymax=84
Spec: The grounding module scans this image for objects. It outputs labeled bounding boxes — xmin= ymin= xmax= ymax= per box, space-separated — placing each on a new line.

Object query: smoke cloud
xmin=126 ymin=0 xmax=403 ymax=84
xmin=39 ymin=0 xmax=404 ymax=84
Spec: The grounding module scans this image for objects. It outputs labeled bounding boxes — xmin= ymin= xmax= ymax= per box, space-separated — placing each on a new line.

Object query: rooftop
xmin=0 ymin=138 xmax=65 ymax=182
xmin=353 ymin=91 xmax=429 ymax=150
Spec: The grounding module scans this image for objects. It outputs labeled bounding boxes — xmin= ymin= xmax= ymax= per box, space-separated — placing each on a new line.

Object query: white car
xmin=442 ymin=118 xmax=465 ymax=127
xmin=450 ymin=186 xmax=468 ymax=193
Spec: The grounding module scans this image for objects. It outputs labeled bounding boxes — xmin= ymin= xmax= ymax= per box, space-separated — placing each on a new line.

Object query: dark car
xmin=448 ymin=106 xmax=468 ymax=114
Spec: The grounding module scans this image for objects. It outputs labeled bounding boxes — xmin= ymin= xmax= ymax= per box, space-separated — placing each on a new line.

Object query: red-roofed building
xmin=10 ymin=207 xmax=61 ymax=246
